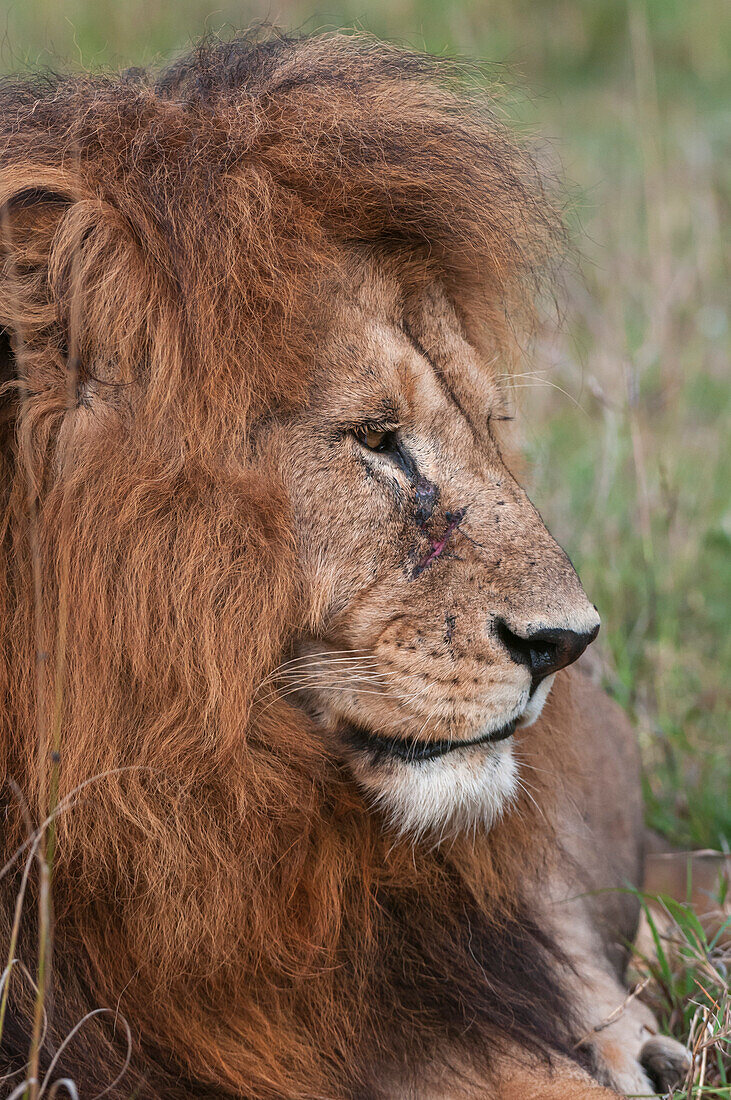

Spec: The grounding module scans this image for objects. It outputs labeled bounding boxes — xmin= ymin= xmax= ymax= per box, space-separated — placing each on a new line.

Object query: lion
xmin=0 ymin=32 xmax=690 ymax=1099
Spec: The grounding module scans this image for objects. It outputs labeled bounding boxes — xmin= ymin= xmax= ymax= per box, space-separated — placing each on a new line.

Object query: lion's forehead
xmin=310 ymin=270 xmax=504 ymax=439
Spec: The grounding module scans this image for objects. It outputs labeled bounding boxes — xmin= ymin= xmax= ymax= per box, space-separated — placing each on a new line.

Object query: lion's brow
xmin=402 ymin=327 xmax=484 ymax=444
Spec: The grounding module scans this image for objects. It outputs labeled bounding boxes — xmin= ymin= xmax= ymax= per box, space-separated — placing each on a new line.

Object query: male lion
xmin=0 ymin=32 xmax=689 ymax=1100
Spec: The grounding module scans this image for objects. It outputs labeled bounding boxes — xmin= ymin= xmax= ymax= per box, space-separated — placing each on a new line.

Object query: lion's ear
xmin=0 ymin=186 xmax=76 ymax=459
xmin=2 ymin=179 xmax=154 ymax=409
xmin=0 ymin=184 xmax=76 ymax=372
xmin=0 ymin=184 xmax=74 ymax=285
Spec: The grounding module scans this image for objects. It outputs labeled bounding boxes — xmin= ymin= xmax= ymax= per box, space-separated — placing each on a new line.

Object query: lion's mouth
xmin=344 ymin=719 xmax=518 ymax=764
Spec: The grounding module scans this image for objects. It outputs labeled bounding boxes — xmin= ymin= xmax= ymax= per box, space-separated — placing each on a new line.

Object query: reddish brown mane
xmin=0 ymin=32 xmax=580 ymax=1097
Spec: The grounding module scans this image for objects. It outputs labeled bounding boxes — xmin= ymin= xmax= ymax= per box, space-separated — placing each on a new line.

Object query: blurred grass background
xmin=2 ymin=0 xmax=729 ymax=849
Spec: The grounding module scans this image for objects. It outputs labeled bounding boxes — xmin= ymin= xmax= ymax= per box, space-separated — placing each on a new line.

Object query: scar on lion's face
xmin=411 ymin=503 xmax=468 ymax=579
xmin=272 ymin=263 xmax=600 ymax=836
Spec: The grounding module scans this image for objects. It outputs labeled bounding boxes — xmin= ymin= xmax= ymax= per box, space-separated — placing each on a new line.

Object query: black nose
xmin=495 ymin=618 xmax=599 ymax=687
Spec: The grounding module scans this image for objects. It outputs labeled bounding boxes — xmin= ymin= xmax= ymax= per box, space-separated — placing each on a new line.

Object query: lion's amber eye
xmin=364 ymin=428 xmax=387 ymax=449
xmin=354 ymin=426 xmax=395 ymax=452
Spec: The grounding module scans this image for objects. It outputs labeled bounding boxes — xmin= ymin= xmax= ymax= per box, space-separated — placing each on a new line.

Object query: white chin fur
xmin=347 ymin=680 xmax=555 ymax=840
xmin=517 ymin=673 xmax=555 ymax=729
xmin=349 ymin=741 xmax=518 ymax=841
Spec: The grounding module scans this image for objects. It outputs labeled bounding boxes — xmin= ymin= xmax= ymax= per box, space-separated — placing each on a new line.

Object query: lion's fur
xmin=0 ymin=33 xmax=637 ymax=1098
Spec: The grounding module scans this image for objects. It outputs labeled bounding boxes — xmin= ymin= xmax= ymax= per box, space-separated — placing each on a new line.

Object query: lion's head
xmin=270 ymin=261 xmax=599 ymax=837
xmin=0 ymin=32 xmax=600 ymax=1098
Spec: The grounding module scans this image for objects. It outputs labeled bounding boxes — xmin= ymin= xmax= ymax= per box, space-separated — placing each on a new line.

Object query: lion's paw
xmin=639 ymin=1035 xmax=692 ymax=1094
xmin=605 ymin=1064 xmax=656 ymax=1097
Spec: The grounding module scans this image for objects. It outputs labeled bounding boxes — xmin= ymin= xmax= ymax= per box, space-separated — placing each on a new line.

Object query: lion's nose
xmin=494 ymin=618 xmax=600 ymax=687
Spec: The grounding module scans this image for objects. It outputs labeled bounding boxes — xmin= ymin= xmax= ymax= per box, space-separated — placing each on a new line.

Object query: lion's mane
xmin=0 ymin=32 xmax=583 ymax=1098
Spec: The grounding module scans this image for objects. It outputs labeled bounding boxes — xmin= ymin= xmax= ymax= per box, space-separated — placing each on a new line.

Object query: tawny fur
xmin=0 ymin=32 xmax=666 ymax=1099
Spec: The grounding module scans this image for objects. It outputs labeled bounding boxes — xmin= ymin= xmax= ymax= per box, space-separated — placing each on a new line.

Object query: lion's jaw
xmin=347 ymin=735 xmax=520 ymax=839
xmin=288 ymin=645 xmax=556 ymax=839
xmin=273 ymin=263 xmax=600 ymax=838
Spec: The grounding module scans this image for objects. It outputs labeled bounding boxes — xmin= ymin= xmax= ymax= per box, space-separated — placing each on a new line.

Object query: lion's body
xmin=0 ymin=33 xmax=687 ymax=1098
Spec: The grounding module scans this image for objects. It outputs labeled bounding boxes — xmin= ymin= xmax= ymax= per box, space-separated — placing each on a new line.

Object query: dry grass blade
xmin=39 ymin=1007 xmax=132 ymax=1098
xmin=0 ymin=766 xmax=157 ymax=888
xmin=0 ymin=961 xmax=47 ymax=1088
xmin=7 ymin=1079 xmax=39 ymax=1100
xmin=46 ymin=1082 xmax=79 ymax=1100
xmin=0 ymin=782 xmax=36 ymax=1048
xmin=573 ymin=977 xmax=652 ymax=1049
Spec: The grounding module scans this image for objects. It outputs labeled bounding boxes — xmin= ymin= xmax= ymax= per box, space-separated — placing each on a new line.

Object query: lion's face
xmin=267 ymin=262 xmax=599 ymax=836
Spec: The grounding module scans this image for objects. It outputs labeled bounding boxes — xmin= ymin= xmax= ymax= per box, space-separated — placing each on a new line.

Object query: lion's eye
xmin=364 ymin=428 xmax=387 ymax=449
xmin=354 ymin=427 xmax=397 ymax=453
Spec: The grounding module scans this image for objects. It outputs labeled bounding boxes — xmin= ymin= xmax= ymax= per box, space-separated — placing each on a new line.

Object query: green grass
xmin=628 ymin=880 xmax=731 ymax=1096
xmin=510 ymin=4 xmax=730 ymax=848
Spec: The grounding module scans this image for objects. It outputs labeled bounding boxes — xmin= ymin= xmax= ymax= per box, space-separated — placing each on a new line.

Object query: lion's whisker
xmin=256 ymin=652 xmax=380 ymax=691
xmin=503 ymin=378 xmax=586 ymax=411
xmin=269 ymin=650 xmax=378 ymax=671
xmin=513 ymin=776 xmax=548 ymax=823
xmin=255 ymin=665 xmax=390 ymax=699
xmin=254 ymin=676 xmax=395 ymax=710
xmin=256 ymin=683 xmax=401 ymax=718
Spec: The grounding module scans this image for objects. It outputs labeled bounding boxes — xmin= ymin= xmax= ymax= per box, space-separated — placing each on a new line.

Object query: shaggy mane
xmin=0 ymin=31 xmax=579 ymax=1098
